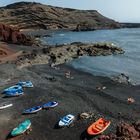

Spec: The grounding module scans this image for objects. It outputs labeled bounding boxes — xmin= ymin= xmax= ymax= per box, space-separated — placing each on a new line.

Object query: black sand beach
xmin=0 ymin=63 xmax=140 ymax=140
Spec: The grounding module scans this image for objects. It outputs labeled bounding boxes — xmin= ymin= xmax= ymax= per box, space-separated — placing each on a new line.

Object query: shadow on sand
xmin=80 ymin=129 xmax=96 ymax=140
xmin=5 ymin=132 xmax=13 ymax=140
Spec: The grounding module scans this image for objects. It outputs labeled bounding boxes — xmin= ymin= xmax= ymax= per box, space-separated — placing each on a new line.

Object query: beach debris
xmin=65 ymin=71 xmax=70 ymax=77
xmin=96 ymin=86 xmax=102 ymax=90
xmin=87 ymin=118 xmax=111 ymax=135
xmin=127 ymin=97 xmax=135 ymax=103
xmin=79 ymin=112 xmax=94 ymax=120
xmin=96 ymin=86 xmax=106 ymax=90
xmin=65 ymin=71 xmax=74 ymax=79
xmin=58 ymin=114 xmax=75 ymax=127
xmin=102 ymin=86 xmax=106 ymax=90
xmin=10 ymin=120 xmax=31 ymax=137
xmin=50 ymin=63 xmax=60 ymax=70
xmin=17 ymin=81 xmax=33 ymax=88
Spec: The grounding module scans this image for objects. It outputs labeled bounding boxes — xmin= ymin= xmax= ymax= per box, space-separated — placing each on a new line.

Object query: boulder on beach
xmin=112 ymin=73 xmax=131 ymax=85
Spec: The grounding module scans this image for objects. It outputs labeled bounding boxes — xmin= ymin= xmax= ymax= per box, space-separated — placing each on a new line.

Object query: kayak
xmin=5 ymin=91 xmax=23 ymax=97
xmin=3 ymin=85 xmax=23 ymax=96
xmin=17 ymin=81 xmax=33 ymax=88
xmin=0 ymin=102 xmax=13 ymax=110
xmin=42 ymin=101 xmax=58 ymax=109
xmin=11 ymin=120 xmax=31 ymax=137
xmin=87 ymin=118 xmax=111 ymax=135
xmin=58 ymin=114 xmax=75 ymax=127
xmin=23 ymin=106 xmax=42 ymax=114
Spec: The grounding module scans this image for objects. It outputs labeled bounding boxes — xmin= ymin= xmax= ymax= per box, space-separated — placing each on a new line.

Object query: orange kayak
xmin=87 ymin=118 xmax=111 ymax=135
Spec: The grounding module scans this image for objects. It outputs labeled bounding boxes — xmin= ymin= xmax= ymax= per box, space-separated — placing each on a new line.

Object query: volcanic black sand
xmin=0 ymin=63 xmax=140 ymax=140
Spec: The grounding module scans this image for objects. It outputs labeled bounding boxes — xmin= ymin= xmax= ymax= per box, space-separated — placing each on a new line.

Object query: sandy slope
xmin=0 ymin=42 xmax=24 ymax=64
xmin=0 ymin=64 xmax=140 ymax=140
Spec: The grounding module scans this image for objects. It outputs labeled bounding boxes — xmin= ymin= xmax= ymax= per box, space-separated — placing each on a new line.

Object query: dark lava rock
xmin=94 ymin=134 xmax=117 ymax=140
xmin=112 ymin=73 xmax=131 ymax=85
xmin=116 ymin=123 xmax=139 ymax=138
xmin=133 ymin=120 xmax=140 ymax=132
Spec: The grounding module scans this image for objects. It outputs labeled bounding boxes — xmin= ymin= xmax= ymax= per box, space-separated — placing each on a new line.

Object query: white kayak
xmin=0 ymin=103 xmax=13 ymax=110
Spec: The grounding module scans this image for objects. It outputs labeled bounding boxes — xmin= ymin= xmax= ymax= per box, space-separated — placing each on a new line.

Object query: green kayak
xmin=11 ymin=120 xmax=31 ymax=136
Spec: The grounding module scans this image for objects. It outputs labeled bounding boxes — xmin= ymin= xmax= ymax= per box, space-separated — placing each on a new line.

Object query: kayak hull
xmin=11 ymin=120 xmax=31 ymax=137
xmin=0 ymin=103 xmax=13 ymax=110
xmin=42 ymin=101 xmax=58 ymax=109
xmin=58 ymin=114 xmax=75 ymax=127
xmin=3 ymin=85 xmax=23 ymax=96
xmin=17 ymin=81 xmax=33 ymax=88
xmin=87 ymin=118 xmax=111 ymax=135
xmin=23 ymin=106 xmax=42 ymax=114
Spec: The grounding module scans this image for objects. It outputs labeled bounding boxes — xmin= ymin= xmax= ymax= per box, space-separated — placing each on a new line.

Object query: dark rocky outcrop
xmin=116 ymin=123 xmax=139 ymax=138
xmin=15 ymin=42 xmax=124 ymax=67
xmin=94 ymin=121 xmax=140 ymax=140
xmin=120 ymin=23 xmax=140 ymax=28
xmin=0 ymin=2 xmax=121 ymax=30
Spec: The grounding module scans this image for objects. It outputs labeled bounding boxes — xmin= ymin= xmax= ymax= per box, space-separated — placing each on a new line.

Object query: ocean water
xmin=41 ymin=28 xmax=140 ymax=84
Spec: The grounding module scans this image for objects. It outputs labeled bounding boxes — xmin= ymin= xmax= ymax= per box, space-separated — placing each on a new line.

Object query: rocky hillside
xmin=0 ymin=2 xmax=121 ymax=30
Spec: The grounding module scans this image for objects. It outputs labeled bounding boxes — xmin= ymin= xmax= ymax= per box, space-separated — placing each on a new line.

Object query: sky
xmin=1 ymin=0 xmax=140 ymax=23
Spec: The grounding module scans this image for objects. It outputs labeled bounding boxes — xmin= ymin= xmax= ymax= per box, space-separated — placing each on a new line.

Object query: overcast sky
xmin=1 ymin=0 xmax=140 ymax=23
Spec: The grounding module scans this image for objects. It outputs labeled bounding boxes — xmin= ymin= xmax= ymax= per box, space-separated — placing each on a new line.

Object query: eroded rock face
xmin=0 ymin=23 xmax=34 ymax=45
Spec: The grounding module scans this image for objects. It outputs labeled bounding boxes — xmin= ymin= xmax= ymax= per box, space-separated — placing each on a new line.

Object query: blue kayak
xmin=42 ymin=101 xmax=58 ymax=109
xmin=3 ymin=85 xmax=23 ymax=96
xmin=23 ymin=106 xmax=42 ymax=114
xmin=17 ymin=81 xmax=33 ymax=88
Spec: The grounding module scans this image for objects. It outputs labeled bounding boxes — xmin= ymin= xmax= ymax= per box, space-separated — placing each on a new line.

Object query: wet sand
xmin=0 ymin=63 xmax=140 ymax=140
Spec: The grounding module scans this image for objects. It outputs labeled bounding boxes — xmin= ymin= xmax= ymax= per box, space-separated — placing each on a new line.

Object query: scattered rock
xmin=133 ymin=120 xmax=140 ymax=132
xmin=96 ymin=86 xmax=106 ymax=90
xmin=79 ymin=112 xmax=94 ymax=120
xmin=112 ymin=73 xmax=131 ymax=85
xmin=94 ymin=134 xmax=117 ymax=140
xmin=45 ymin=76 xmax=56 ymax=82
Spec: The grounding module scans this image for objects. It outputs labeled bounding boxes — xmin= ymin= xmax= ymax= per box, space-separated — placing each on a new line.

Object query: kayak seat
xmin=92 ymin=126 xmax=100 ymax=132
xmin=95 ymin=124 xmax=104 ymax=130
